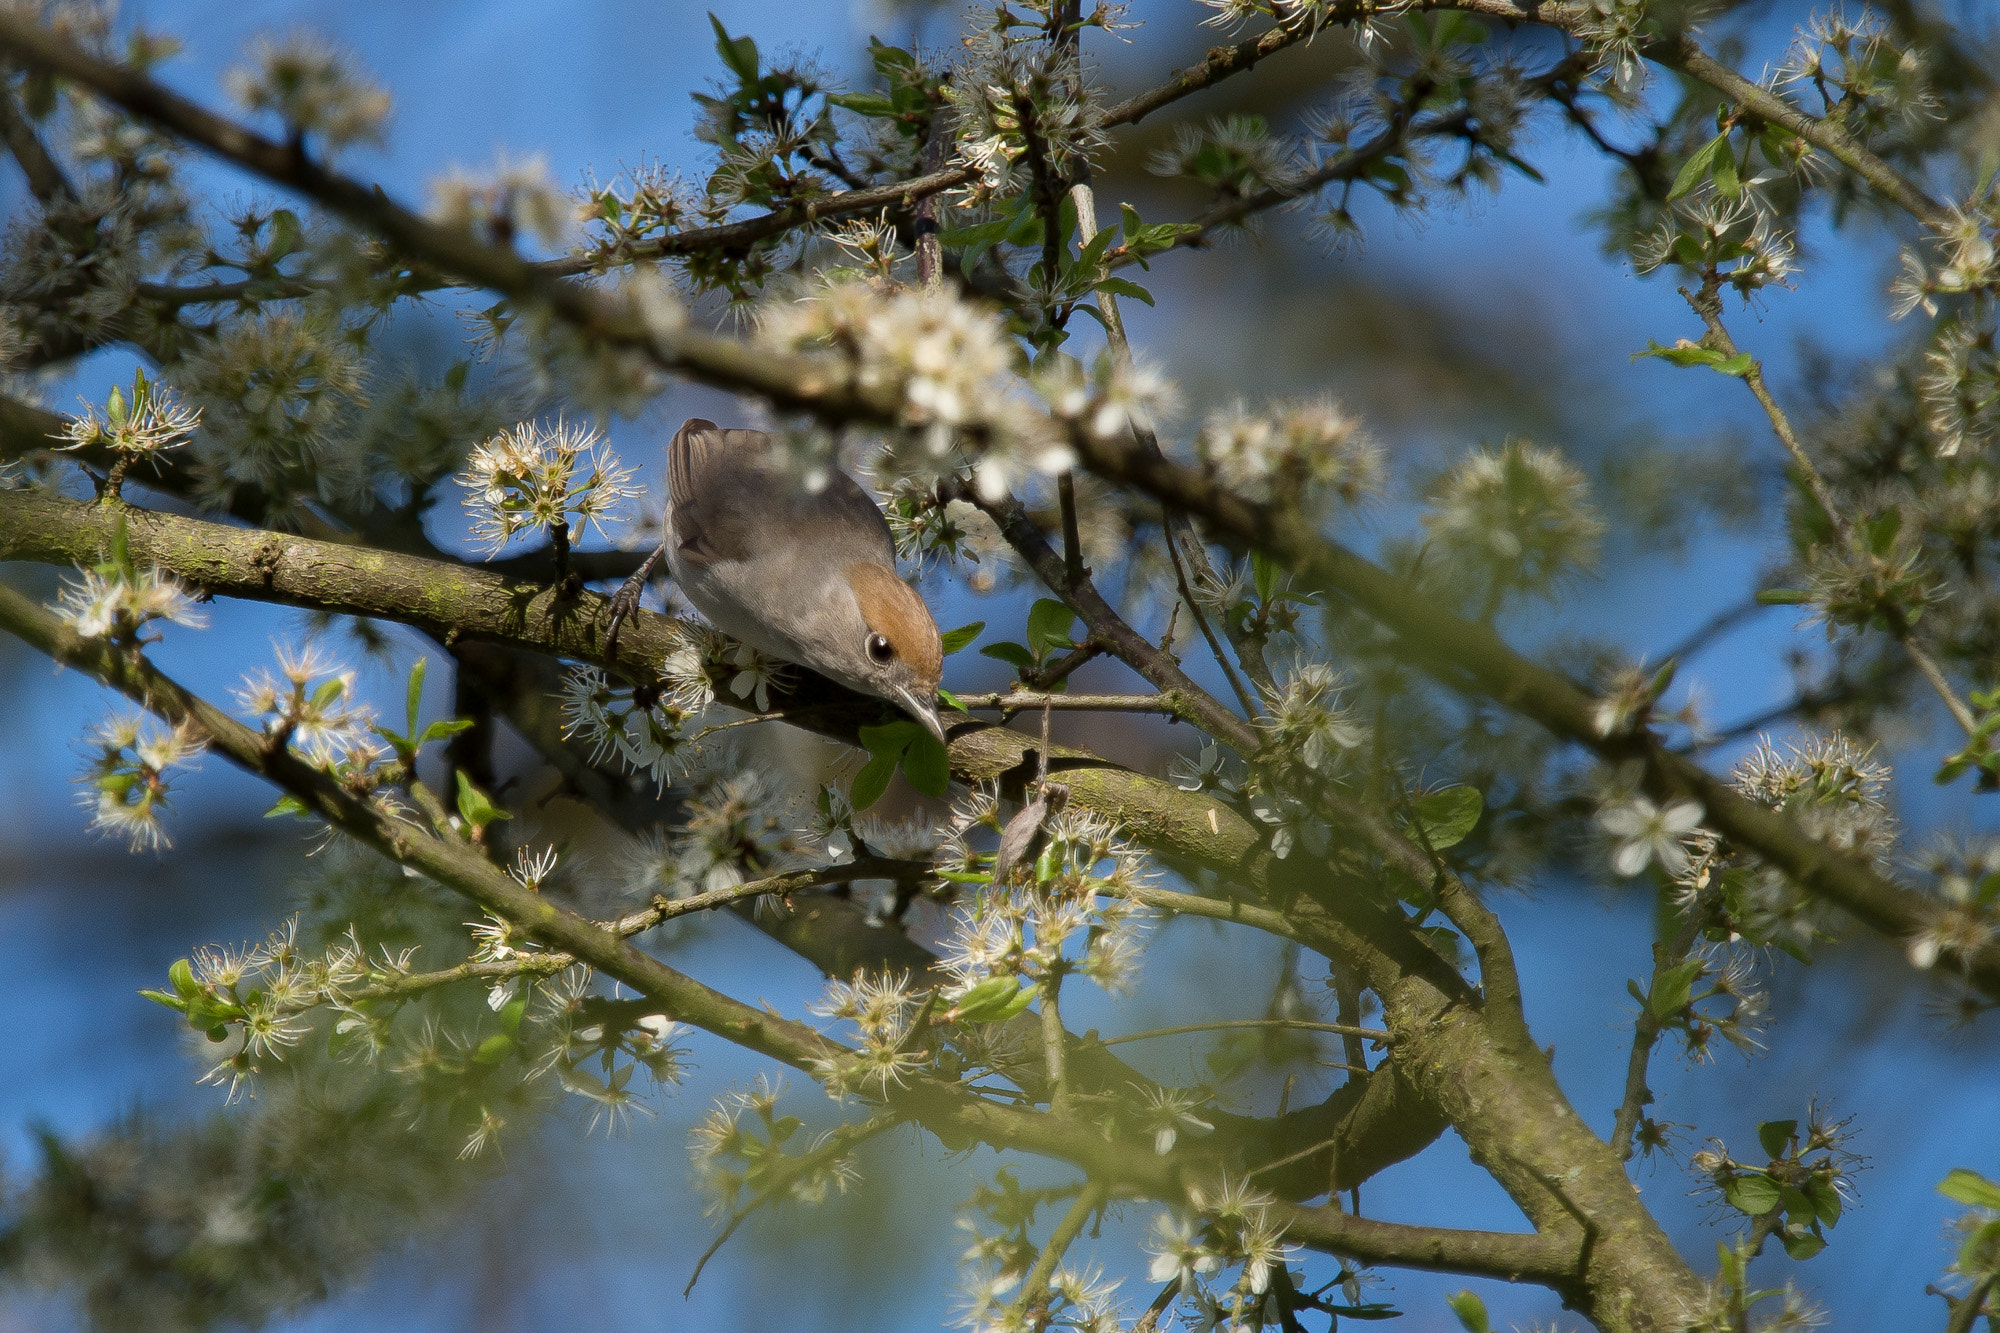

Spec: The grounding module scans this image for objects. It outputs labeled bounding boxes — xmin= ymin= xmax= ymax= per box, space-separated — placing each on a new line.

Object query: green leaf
xmin=708 ymin=13 xmax=759 ymax=81
xmin=1669 ymin=133 xmax=1727 ymax=200
xmin=901 ymin=730 xmax=951 ymax=798
xmin=941 ymin=621 xmax=986 ymax=655
xmin=405 ymin=656 xmax=428 ymax=737
xmin=419 ymin=717 xmax=476 ymax=745
xmin=859 ymin=720 xmax=921 ymax=758
xmin=264 ymin=793 xmax=310 ymax=819
xmin=1758 ymin=1119 xmax=1798 ymax=1159
xmin=310 ymin=677 xmax=347 ymax=710
xmin=979 ymin=641 xmax=1037 ymax=670
xmin=850 ymin=753 xmax=896 ymax=811
xmin=1075 ymin=224 xmax=1118 ymax=273
xmin=951 ymin=976 xmax=1038 ymax=1023
xmin=1117 ymin=203 xmax=1203 ymax=268
xmin=1647 ymin=958 xmax=1704 ymax=1019
xmin=1940 ymin=1168 xmax=2000 ymax=1210
xmin=455 ymin=771 xmax=511 ymax=830
xmin=473 ymin=1032 xmax=514 ymax=1064
xmin=138 ymin=987 xmax=188 ymax=1012
xmin=939 ymin=688 xmax=969 ymax=714
xmin=827 ymin=91 xmax=897 ymax=117
xmin=1445 ymin=1290 xmax=1490 ymax=1333
xmin=168 ymin=957 xmax=200 ymax=999
xmin=184 ymin=994 xmax=242 ymax=1032
xmin=268 ymin=208 xmax=304 ymax=259
xmin=1865 ymin=508 xmax=1903 ymax=556
xmin=1633 ymin=340 xmax=1749 ymax=377
xmin=1717 ymin=1239 xmax=1746 ymax=1291
xmin=937 ymin=217 xmax=1013 ymax=248
xmin=1711 ymin=140 xmax=1742 ymax=197
xmin=1777 ymin=1184 xmax=1814 ymax=1219
xmin=1723 ymin=1172 xmax=1782 ymax=1216
xmin=1779 ymin=1227 xmax=1824 ymax=1261
xmin=1409 ymin=787 xmax=1482 ymax=849
xmin=1093 ymin=276 xmax=1154 ymax=306
xmin=868 ymin=37 xmax=916 ymax=74
xmin=1251 ymin=550 xmax=1280 ymax=604
xmin=1027 ymin=599 xmax=1077 ymax=657
xmin=1807 ymin=1176 xmax=1843 ymax=1227
xmin=1960 ymin=1218 xmax=2000 ymax=1276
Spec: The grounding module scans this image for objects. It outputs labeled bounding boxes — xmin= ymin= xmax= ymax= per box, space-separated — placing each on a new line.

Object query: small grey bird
xmin=605 ymin=418 xmax=946 ymax=743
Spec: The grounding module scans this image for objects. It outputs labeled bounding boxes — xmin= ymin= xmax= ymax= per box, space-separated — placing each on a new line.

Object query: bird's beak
xmin=897 ymin=687 xmax=949 ymax=747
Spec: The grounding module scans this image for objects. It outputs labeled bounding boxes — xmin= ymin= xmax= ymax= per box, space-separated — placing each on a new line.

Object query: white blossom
xmin=1599 ymin=796 xmax=1704 ymax=877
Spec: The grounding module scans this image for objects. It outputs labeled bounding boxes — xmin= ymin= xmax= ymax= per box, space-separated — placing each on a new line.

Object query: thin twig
xmin=948 ymin=478 xmax=1261 ymax=757
xmin=1656 ymin=597 xmax=1765 ymax=667
xmin=1690 ymin=285 xmax=1982 ymax=739
xmin=1944 ymin=1273 xmax=1997 ymax=1333
xmin=951 ymin=689 xmax=1184 ymax=714
xmin=1166 ymin=514 xmax=1263 ymax=720
xmin=915 ymin=94 xmax=950 ymax=293
xmin=1610 ymin=909 xmax=1704 ymax=1163
xmin=1004 ymin=1178 xmax=1111 ymax=1324
xmin=684 ymin=1112 xmax=906 ymax=1296
xmin=1041 ymin=971 xmax=1069 ymax=1109
xmin=0 ymin=84 xmax=73 ymax=203
xmin=1096 ymin=1018 xmax=1390 ymax=1047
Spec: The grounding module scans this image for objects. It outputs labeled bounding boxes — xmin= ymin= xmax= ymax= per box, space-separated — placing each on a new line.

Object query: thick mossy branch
xmin=0 ymin=576 xmax=1594 ymax=1287
xmin=0 ymin=489 xmax=1715 ymax=1324
xmin=0 ymin=490 xmax=1275 ymax=881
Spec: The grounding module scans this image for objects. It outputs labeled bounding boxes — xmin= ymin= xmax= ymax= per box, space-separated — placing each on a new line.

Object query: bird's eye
xmin=866 ymin=633 xmax=896 ymax=665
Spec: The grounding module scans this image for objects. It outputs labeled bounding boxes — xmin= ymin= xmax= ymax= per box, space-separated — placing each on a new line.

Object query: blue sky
xmin=0 ymin=3 xmax=1994 ymax=1331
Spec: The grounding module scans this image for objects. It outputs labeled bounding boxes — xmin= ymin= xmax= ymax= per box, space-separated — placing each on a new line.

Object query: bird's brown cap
xmin=846 ymin=562 xmax=942 ymax=686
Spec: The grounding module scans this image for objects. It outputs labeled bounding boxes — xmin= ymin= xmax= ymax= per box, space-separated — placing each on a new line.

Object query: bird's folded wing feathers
xmin=667 ymin=418 xmax=754 ymax=565
xmin=667 ymin=418 xmax=898 ymax=569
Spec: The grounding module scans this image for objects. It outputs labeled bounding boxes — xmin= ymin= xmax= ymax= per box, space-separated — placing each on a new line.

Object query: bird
xmin=604 ymin=418 xmax=947 ymax=744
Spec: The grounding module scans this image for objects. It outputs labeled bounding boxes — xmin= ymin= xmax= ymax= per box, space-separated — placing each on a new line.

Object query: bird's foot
xmin=603 ymin=573 xmax=647 ymax=662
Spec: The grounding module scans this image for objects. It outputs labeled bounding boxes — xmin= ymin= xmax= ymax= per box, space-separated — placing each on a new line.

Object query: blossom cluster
xmin=947 ymin=29 xmax=1105 ymax=207
xmin=455 ymin=417 xmax=637 ymax=554
xmin=226 ymin=31 xmax=391 ymax=155
xmin=234 ymin=642 xmax=383 ymax=774
xmin=58 ymin=370 xmax=201 ymax=458
xmin=1665 ymin=733 xmax=1898 ymax=962
xmin=1196 ymin=396 xmax=1381 ymax=508
xmin=75 ymin=712 xmax=205 ymax=851
xmin=758 ymin=278 xmax=1075 ymax=499
xmin=687 ymin=1074 xmax=862 ymax=1217
xmin=1422 ymin=438 xmax=1604 ymax=606
xmin=429 ymin=151 xmax=573 ymax=248
xmin=147 ymin=901 xmax=688 ymax=1155
xmin=936 ymin=799 xmax=1151 ymax=1001
xmin=53 ymin=563 xmax=207 ymax=641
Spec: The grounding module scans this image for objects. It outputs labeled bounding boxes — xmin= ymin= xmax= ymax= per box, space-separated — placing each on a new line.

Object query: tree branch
xmin=1059 ymin=424 xmax=2000 ymax=1001
xmin=0 ymin=83 xmax=73 ymax=203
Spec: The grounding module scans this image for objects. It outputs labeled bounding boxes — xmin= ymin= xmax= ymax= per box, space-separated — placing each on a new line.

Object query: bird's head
xmin=823 ymin=561 xmax=945 ymax=744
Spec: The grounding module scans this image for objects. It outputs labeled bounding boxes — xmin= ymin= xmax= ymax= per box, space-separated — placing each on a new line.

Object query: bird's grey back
xmin=667 ymin=419 xmax=894 ymax=569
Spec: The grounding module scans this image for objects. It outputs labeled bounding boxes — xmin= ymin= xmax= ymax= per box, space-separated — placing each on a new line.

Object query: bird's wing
xmin=666 ymin=418 xmax=897 ymax=569
xmin=665 ymin=419 xmax=758 ymax=566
